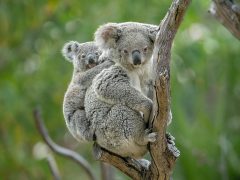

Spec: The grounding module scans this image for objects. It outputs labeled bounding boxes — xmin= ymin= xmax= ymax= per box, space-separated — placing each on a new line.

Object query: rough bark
xmin=147 ymin=0 xmax=191 ymax=179
xmin=93 ymin=143 xmax=144 ymax=180
xmin=210 ymin=0 xmax=240 ymax=39
xmin=93 ymin=0 xmax=191 ymax=179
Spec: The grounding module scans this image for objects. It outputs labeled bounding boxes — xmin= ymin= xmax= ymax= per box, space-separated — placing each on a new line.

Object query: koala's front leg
xmin=131 ymin=95 xmax=152 ymax=122
xmin=93 ymin=69 xmax=153 ymax=122
xmin=80 ymin=60 xmax=114 ymax=87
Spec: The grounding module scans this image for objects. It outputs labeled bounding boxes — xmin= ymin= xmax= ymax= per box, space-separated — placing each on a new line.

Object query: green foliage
xmin=0 ymin=0 xmax=240 ymax=179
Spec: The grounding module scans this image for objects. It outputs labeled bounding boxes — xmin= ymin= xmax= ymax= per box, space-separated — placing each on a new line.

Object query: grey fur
xmin=62 ymin=41 xmax=113 ymax=142
xmin=84 ymin=22 xmax=159 ymax=158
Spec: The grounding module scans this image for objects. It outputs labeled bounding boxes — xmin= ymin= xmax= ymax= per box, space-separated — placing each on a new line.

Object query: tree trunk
xmin=93 ymin=0 xmax=191 ymax=179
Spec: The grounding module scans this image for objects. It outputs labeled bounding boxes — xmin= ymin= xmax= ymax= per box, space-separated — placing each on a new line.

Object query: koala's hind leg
xmin=66 ymin=109 xmax=94 ymax=142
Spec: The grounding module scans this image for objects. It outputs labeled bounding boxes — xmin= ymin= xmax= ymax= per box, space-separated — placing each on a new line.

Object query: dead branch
xmin=210 ymin=0 xmax=240 ymax=39
xmin=33 ymin=108 xmax=97 ymax=180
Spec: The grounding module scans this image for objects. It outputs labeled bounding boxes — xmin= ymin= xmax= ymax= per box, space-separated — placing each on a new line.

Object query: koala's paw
xmin=84 ymin=129 xmax=96 ymax=142
xmin=166 ymin=132 xmax=180 ymax=157
xmin=166 ymin=132 xmax=175 ymax=145
xmin=126 ymin=158 xmax=150 ymax=171
xmin=137 ymin=159 xmax=151 ymax=170
xmin=144 ymin=129 xmax=157 ymax=143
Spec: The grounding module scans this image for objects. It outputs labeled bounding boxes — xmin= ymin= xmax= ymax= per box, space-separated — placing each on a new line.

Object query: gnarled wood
xmin=210 ymin=0 xmax=240 ymax=39
xmin=148 ymin=0 xmax=191 ymax=180
xmin=93 ymin=143 xmax=145 ymax=180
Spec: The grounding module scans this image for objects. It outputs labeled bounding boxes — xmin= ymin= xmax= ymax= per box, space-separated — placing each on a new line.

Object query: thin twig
xmin=33 ymin=107 xmax=97 ymax=180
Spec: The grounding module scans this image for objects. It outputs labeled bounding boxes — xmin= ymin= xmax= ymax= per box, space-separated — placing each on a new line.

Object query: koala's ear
xmin=147 ymin=25 xmax=159 ymax=43
xmin=62 ymin=41 xmax=80 ymax=62
xmin=94 ymin=23 xmax=121 ymax=50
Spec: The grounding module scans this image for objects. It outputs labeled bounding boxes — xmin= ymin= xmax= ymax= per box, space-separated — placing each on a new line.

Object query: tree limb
xmin=33 ymin=108 xmax=97 ymax=180
xmin=93 ymin=143 xmax=146 ymax=180
xmin=147 ymin=0 xmax=191 ymax=179
xmin=46 ymin=155 xmax=61 ymax=180
xmin=100 ymin=162 xmax=114 ymax=180
xmin=210 ymin=0 xmax=240 ymax=39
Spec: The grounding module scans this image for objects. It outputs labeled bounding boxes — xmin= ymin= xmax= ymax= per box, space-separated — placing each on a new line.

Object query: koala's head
xmin=94 ymin=22 xmax=158 ymax=70
xmin=62 ymin=41 xmax=102 ymax=72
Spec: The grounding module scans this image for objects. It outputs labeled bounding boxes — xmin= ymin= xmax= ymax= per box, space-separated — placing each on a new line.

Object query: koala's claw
xmin=166 ymin=132 xmax=175 ymax=145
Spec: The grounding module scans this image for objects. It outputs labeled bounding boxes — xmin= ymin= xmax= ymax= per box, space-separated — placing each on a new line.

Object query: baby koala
xmin=62 ymin=41 xmax=113 ymax=142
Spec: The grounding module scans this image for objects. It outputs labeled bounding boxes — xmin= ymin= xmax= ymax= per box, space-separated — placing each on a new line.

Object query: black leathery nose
xmin=132 ymin=50 xmax=141 ymax=65
xmin=88 ymin=55 xmax=95 ymax=64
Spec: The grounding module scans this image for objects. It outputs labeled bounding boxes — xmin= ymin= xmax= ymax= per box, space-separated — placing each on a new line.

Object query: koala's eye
xmin=123 ymin=49 xmax=128 ymax=54
xmin=67 ymin=45 xmax=71 ymax=52
xmin=95 ymin=51 xmax=100 ymax=56
xmin=81 ymin=54 xmax=86 ymax=58
xmin=143 ymin=46 xmax=148 ymax=53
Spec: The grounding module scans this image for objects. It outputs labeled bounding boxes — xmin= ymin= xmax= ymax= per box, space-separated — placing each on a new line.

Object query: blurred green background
xmin=0 ymin=0 xmax=240 ymax=179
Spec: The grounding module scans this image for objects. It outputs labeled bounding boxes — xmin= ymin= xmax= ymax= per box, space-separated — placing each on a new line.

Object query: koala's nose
xmin=132 ymin=50 xmax=141 ymax=65
xmin=87 ymin=55 xmax=95 ymax=64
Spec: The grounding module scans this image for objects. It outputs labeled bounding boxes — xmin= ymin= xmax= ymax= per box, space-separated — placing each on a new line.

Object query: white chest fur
xmin=128 ymin=71 xmax=142 ymax=92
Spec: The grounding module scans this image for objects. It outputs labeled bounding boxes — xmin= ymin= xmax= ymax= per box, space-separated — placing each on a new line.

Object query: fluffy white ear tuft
xmin=94 ymin=23 xmax=121 ymax=50
xmin=62 ymin=41 xmax=80 ymax=62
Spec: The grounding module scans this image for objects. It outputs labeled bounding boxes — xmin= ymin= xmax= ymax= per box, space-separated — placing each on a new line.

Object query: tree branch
xmin=33 ymin=108 xmax=97 ymax=180
xmin=93 ymin=143 xmax=146 ymax=180
xmin=209 ymin=0 xmax=240 ymax=39
xmin=100 ymin=162 xmax=114 ymax=180
xmin=46 ymin=155 xmax=61 ymax=180
xmin=147 ymin=0 xmax=191 ymax=179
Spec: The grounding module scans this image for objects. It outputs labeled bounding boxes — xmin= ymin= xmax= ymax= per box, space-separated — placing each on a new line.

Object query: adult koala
xmin=62 ymin=41 xmax=113 ymax=142
xmin=85 ymin=22 xmax=159 ymax=158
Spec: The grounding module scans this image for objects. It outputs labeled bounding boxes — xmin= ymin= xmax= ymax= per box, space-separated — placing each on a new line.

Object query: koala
xmin=62 ymin=41 xmax=113 ymax=142
xmin=95 ymin=22 xmax=158 ymax=98
xmin=84 ymin=22 xmax=159 ymax=158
